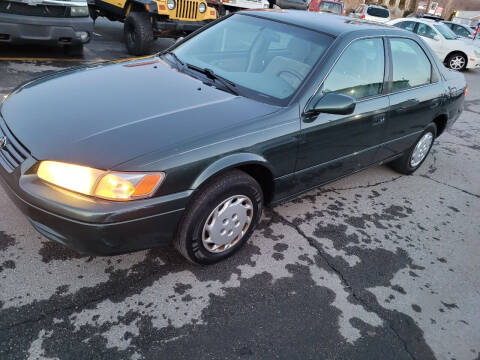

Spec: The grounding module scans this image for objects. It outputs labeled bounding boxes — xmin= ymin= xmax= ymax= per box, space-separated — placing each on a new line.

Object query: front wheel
xmin=446 ymin=53 xmax=467 ymax=71
xmin=124 ymin=12 xmax=153 ymax=56
xmin=390 ymin=124 xmax=437 ymax=175
xmin=174 ymin=170 xmax=263 ymax=265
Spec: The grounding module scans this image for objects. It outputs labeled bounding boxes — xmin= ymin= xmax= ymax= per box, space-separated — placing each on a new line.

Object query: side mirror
xmin=176 ymin=37 xmax=184 ymax=43
xmin=349 ymin=9 xmax=354 ymax=15
xmin=307 ymin=93 xmax=356 ymax=116
xmin=433 ymin=34 xmax=441 ymax=41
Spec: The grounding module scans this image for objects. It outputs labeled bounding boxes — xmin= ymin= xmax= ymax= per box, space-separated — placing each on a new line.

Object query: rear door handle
xmin=372 ymin=115 xmax=385 ymax=126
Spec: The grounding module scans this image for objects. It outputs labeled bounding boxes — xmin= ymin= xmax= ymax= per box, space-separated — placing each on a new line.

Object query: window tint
xmin=394 ymin=21 xmax=416 ymax=32
xmin=390 ymin=38 xmax=432 ymax=92
xmin=415 ymin=23 xmax=437 ymax=39
xmin=366 ymin=7 xmax=389 ymax=18
xmin=323 ymin=38 xmax=384 ymax=100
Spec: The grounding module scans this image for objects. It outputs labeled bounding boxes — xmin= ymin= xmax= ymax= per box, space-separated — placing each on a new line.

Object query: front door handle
xmin=372 ymin=115 xmax=385 ymax=126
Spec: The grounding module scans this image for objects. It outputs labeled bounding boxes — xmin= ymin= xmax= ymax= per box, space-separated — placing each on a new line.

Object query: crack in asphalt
xmin=419 ymin=175 xmax=480 ymax=199
xmin=270 ymin=209 xmax=417 ymax=360
xmin=322 ymin=176 xmax=403 ymax=192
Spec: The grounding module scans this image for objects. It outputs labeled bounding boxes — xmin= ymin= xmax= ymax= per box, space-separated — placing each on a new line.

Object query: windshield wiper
xmin=186 ymin=64 xmax=239 ymax=96
xmin=161 ymin=51 xmax=186 ymax=72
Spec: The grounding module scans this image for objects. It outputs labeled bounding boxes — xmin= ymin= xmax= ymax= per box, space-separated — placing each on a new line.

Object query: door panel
xmin=295 ymin=37 xmax=388 ymax=192
xmin=376 ymin=37 xmax=443 ymax=161
xmin=296 ymin=96 xmax=389 ymax=192
xmin=379 ymin=85 xmax=442 ymax=159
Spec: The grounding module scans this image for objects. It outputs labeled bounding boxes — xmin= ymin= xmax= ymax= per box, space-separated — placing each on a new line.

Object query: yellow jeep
xmin=88 ymin=0 xmax=217 ymax=55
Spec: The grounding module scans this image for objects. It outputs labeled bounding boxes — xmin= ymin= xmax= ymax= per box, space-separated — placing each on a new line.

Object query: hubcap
xmin=410 ymin=132 xmax=433 ymax=167
xmin=202 ymin=195 xmax=254 ymax=253
xmin=450 ymin=56 xmax=465 ymax=70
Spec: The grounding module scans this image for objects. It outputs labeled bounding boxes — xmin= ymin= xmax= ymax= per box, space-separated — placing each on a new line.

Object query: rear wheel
xmin=124 ymin=11 xmax=153 ymax=56
xmin=174 ymin=170 xmax=263 ymax=265
xmin=446 ymin=52 xmax=467 ymax=71
xmin=390 ymin=124 xmax=437 ymax=175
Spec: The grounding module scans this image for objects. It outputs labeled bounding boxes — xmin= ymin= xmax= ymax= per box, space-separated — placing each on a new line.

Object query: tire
xmin=174 ymin=170 xmax=263 ymax=265
xmin=390 ymin=123 xmax=437 ymax=175
xmin=64 ymin=44 xmax=84 ymax=57
xmin=446 ymin=52 xmax=467 ymax=71
xmin=124 ymin=12 xmax=153 ymax=56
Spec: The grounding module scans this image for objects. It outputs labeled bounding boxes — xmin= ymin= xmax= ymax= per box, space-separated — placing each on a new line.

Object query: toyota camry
xmin=0 ymin=10 xmax=466 ymax=264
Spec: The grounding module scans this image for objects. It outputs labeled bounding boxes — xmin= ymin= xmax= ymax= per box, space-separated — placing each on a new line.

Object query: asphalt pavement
xmin=0 ymin=19 xmax=479 ymax=360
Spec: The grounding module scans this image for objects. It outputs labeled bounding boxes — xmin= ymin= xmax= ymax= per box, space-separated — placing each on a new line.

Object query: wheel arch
xmin=191 ymin=153 xmax=276 ymax=204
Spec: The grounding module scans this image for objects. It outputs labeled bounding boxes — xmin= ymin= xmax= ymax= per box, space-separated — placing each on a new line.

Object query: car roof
xmin=366 ymin=4 xmax=388 ymax=9
xmin=240 ymin=10 xmax=390 ymax=37
xmin=394 ymin=17 xmax=440 ymax=25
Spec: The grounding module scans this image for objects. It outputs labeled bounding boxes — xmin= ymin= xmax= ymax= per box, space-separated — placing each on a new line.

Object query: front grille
xmin=0 ymin=121 xmax=30 ymax=173
xmin=175 ymin=0 xmax=198 ymax=20
xmin=0 ymin=2 xmax=69 ymax=17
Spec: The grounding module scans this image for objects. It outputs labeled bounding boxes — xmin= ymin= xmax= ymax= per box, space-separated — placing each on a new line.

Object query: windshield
xmin=434 ymin=23 xmax=457 ymax=40
xmin=172 ymin=14 xmax=333 ymax=105
xmin=366 ymin=7 xmax=389 ymax=18
xmin=318 ymin=1 xmax=342 ymax=14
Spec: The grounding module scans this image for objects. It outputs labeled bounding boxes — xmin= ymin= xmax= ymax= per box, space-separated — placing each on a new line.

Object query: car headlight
xmin=167 ymin=0 xmax=175 ymax=10
xmin=199 ymin=2 xmax=206 ymax=13
xmin=70 ymin=6 xmax=89 ymax=17
xmin=37 ymin=161 xmax=165 ymax=201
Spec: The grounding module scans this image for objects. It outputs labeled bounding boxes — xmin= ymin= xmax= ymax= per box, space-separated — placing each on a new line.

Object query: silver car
xmin=0 ymin=0 xmax=93 ymax=54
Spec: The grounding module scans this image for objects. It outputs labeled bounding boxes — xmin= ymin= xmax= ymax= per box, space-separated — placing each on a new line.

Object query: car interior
xmin=173 ymin=15 xmax=331 ymax=100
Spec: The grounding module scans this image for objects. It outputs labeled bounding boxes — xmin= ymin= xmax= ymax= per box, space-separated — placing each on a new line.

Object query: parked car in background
xmin=388 ymin=18 xmax=480 ymax=70
xmin=0 ymin=0 xmax=93 ymax=55
xmin=206 ymin=0 xmax=269 ymax=17
xmin=442 ymin=21 xmax=477 ymax=39
xmin=309 ymin=0 xmax=344 ymax=16
xmin=273 ymin=0 xmax=308 ymax=10
xmin=0 ymin=11 xmax=466 ymax=264
xmin=407 ymin=12 xmax=444 ymax=21
xmin=350 ymin=4 xmax=390 ymax=23
xmin=88 ymin=0 xmax=216 ymax=56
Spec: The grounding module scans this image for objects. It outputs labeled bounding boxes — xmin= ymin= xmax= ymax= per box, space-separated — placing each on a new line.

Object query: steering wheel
xmin=277 ymin=69 xmax=304 ymax=86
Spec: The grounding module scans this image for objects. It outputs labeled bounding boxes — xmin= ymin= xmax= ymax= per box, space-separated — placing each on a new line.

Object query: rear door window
xmin=394 ymin=21 xmax=416 ymax=32
xmin=390 ymin=38 xmax=432 ymax=92
xmin=366 ymin=7 xmax=389 ymax=18
xmin=322 ymin=38 xmax=385 ymax=100
xmin=415 ymin=23 xmax=437 ymax=39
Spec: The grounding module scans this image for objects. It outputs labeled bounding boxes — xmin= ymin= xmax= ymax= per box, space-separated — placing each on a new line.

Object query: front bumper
xmin=0 ymin=144 xmax=190 ymax=255
xmin=154 ymin=19 xmax=212 ymax=36
xmin=466 ymin=57 xmax=480 ymax=69
xmin=0 ymin=12 xmax=93 ymax=45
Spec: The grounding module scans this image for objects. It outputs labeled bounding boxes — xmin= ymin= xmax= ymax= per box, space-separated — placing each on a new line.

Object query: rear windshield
xmin=367 ymin=7 xmax=389 ymax=18
xmin=318 ymin=1 xmax=342 ymax=14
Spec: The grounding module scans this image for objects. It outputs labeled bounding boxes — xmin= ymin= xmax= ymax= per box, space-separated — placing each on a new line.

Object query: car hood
xmin=0 ymin=57 xmax=279 ymax=170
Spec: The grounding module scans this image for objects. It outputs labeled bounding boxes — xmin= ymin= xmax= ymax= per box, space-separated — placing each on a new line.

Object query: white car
xmin=388 ymin=18 xmax=480 ymax=71
xmin=350 ymin=4 xmax=390 ymax=23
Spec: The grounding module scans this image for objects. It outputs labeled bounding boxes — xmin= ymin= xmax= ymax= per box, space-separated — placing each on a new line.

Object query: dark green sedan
xmin=0 ymin=10 xmax=467 ymax=264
